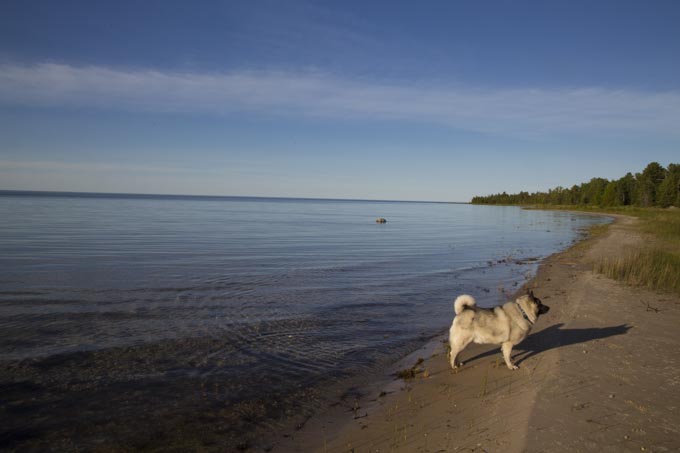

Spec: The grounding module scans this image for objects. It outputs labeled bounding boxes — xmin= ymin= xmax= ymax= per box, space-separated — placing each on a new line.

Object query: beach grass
xmin=594 ymin=247 xmax=680 ymax=294
xmin=526 ymin=205 xmax=680 ymax=295
xmin=599 ymin=208 xmax=680 ymax=294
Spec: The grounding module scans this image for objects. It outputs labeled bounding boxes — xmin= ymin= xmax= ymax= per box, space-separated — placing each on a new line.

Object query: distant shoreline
xmin=0 ymin=189 xmax=466 ymax=205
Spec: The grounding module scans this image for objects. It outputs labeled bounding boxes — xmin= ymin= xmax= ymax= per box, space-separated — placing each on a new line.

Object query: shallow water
xmin=0 ymin=192 xmax=608 ymax=449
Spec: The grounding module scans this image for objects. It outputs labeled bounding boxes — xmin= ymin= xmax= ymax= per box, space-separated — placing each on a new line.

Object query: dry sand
xmin=273 ymin=215 xmax=680 ymax=452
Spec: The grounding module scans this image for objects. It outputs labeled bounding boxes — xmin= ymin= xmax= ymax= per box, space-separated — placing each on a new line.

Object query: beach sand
xmin=272 ymin=215 xmax=680 ymax=452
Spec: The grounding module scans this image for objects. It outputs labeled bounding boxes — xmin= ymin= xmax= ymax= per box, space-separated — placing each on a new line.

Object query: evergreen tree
xmin=582 ymin=178 xmax=608 ymax=205
xmin=637 ymin=162 xmax=666 ymax=207
xmin=616 ymin=173 xmax=636 ymax=206
xmin=469 ymin=162 xmax=679 ymax=206
xmin=602 ymin=181 xmax=619 ymax=206
xmin=657 ymin=164 xmax=680 ymax=207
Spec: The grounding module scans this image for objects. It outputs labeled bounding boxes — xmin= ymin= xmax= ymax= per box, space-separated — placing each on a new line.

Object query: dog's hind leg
xmin=501 ymin=342 xmax=518 ymax=370
xmin=449 ymin=335 xmax=471 ymax=370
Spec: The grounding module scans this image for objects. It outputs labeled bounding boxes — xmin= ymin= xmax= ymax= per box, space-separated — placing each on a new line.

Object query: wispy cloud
xmin=0 ymin=159 xmax=284 ymax=178
xmin=0 ymin=160 xmax=192 ymax=174
xmin=1 ymin=63 xmax=679 ymax=137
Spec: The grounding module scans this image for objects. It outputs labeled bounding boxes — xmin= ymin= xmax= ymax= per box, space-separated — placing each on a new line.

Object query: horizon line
xmin=0 ymin=189 xmax=469 ymax=205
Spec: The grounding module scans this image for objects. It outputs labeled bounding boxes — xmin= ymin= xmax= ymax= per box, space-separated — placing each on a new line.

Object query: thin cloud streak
xmin=0 ymin=160 xmax=193 ymax=174
xmin=1 ymin=63 xmax=679 ymax=137
xmin=0 ymin=159 xmax=282 ymax=178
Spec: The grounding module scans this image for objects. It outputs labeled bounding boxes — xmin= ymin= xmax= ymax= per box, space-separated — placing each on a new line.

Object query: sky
xmin=0 ymin=0 xmax=679 ymax=202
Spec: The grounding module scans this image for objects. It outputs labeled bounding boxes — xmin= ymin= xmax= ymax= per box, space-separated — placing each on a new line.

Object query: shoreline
xmin=273 ymin=214 xmax=680 ymax=452
xmin=0 ymin=202 xmax=608 ymax=452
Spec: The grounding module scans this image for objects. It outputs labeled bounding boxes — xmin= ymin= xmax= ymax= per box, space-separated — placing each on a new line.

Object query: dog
xmin=448 ymin=290 xmax=549 ymax=370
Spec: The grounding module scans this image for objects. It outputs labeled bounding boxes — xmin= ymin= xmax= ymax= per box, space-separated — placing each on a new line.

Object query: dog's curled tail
xmin=454 ymin=294 xmax=476 ymax=315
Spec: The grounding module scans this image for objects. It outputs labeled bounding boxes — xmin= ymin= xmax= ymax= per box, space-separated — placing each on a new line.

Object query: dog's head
xmin=518 ymin=290 xmax=550 ymax=321
xmin=528 ymin=289 xmax=549 ymax=316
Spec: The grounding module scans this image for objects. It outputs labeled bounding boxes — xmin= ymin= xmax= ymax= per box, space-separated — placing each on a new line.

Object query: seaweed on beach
xmin=395 ymin=357 xmax=425 ymax=380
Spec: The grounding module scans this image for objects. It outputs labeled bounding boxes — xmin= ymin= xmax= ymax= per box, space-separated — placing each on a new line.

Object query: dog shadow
xmin=463 ymin=323 xmax=632 ymax=366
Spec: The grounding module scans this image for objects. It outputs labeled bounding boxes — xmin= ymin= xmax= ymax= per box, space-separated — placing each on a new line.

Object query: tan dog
xmin=448 ymin=290 xmax=549 ymax=370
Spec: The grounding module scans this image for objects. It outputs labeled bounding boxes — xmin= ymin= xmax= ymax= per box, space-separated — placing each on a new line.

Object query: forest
xmin=471 ymin=162 xmax=680 ymax=207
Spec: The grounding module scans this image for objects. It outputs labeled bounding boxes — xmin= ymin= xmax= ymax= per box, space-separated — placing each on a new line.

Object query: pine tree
xmin=637 ymin=162 xmax=667 ymax=207
xmin=602 ymin=181 xmax=619 ymax=206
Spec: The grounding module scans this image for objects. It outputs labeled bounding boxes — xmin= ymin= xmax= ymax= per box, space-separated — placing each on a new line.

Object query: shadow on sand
xmin=463 ymin=323 xmax=632 ymax=366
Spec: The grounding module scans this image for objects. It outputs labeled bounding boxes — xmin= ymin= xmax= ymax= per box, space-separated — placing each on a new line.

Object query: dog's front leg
xmin=501 ymin=342 xmax=518 ymax=370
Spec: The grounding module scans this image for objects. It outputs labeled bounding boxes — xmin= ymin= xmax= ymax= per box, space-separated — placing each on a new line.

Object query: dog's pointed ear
xmin=528 ymin=289 xmax=535 ymax=300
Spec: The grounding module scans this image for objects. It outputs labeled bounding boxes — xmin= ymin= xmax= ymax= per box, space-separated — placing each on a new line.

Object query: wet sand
xmin=277 ymin=215 xmax=680 ymax=452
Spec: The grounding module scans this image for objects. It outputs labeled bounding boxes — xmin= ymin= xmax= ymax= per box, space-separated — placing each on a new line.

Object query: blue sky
xmin=1 ymin=0 xmax=679 ymax=201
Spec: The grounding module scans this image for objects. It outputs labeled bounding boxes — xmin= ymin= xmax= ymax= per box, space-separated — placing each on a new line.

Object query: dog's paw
xmin=508 ymin=364 xmax=519 ymax=370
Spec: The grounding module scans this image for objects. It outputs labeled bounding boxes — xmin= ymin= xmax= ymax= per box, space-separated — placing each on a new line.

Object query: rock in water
xmin=376 ymin=218 xmax=387 ymax=223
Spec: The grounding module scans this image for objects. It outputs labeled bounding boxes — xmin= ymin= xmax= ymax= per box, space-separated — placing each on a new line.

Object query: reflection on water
xmin=0 ymin=192 xmax=608 ymax=450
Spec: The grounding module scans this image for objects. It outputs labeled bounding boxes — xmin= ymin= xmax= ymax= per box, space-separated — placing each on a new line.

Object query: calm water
xmin=0 ymin=192 xmax=608 ymax=450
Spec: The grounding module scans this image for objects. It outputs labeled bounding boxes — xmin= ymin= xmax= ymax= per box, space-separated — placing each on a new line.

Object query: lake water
xmin=0 ymin=192 xmax=608 ymax=450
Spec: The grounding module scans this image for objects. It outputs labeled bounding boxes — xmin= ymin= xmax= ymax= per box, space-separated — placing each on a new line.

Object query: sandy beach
xmin=272 ymin=215 xmax=680 ymax=452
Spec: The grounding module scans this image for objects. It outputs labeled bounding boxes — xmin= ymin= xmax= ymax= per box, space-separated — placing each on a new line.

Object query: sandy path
xmin=276 ymin=215 xmax=680 ymax=452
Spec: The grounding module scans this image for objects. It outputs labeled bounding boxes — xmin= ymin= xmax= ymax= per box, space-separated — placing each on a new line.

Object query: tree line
xmin=471 ymin=162 xmax=680 ymax=207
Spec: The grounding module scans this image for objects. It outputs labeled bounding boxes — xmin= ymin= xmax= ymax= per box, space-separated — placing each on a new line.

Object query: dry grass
xmin=526 ymin=205 xmax=680 ymax=295
xmin=596 ymin=209 xmax=680 ymax=295
xmin=637 ymin=209 xmax=680 ymax=241
xmin=595 ymin=248 xmax=680 ymax=295
xmin=595 ymin=209 xmax=680 ymax=294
